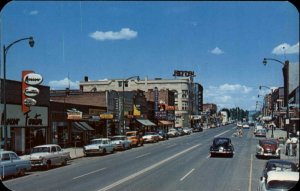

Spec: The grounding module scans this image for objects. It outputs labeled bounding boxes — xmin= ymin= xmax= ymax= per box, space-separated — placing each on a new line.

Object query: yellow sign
xmin=133 ymin=105 xmax=141 ymax=116
xmin=100 ymin=114 xmax=114 ymax=119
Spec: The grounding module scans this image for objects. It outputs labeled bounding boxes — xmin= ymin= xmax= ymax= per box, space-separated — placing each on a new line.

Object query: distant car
xmin=255 ymin=129 xmax=267 ymax=137
xmin=260 ymin=159 xmax=298 ymax=183
xmin=254 ymin=124 xmax=264 ymax=135
xmin=0 ymin=151 xmax=31 ymax=179
xmin=83 ymin=138 xmax=115 ymax=156
xmin=210 ymin=137 xmax=234 ymax=157
xmin=126 ymin=131 xmax=144 ymax=147
xmin=157 ymin=130 xmax=169 ymax=140
xmin=143 ymin=132 xmax=160 ymax=143
xmin=242 ymin=122 xmax=250 ymax=129
xmin=167 ymin=128 xmax=179 ymax=137
xmin=111 ymin=135 xmax=132 ymax=150
xmin=258 ymin=171 xmax=299 ymax=191
xmin=183 ymin=127 xmax=192 ymax=135
xmin=256 ymin=139 xmax=280 ymax=159
xmin=192 ymin=126 xmax=203 ymax=132
xmin=175 ymin=128 xmax=185 ymax=136
xmin=236 ymin=121 xmax=243 ymax=128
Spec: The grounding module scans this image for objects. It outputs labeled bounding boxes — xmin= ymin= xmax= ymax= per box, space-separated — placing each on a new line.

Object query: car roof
xmin=92 ymin=138 xmax=110 ymax=141
xmin=112 ymin=135 xmax=126 ymax=137
xmin=267 ymin=159 xmax=296 ymax=165
xmin=214 ymin=137 xmax=231 ymax=141
xmin=34 ymin=144 xmax=60 ymax=148
xmin=0 ymin=150 xmax=16 ymax=154
xmin=267 ymin=171 xmax=299 ymax=183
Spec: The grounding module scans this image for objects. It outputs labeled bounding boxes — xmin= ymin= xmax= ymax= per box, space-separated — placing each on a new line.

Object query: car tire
xmin=18 ymin=168 xmax=25 ymax=177
xmin=46 ymin=161 xmax=52 ymax=170
xmin=62 ymin=158 xmax=68 ymax=166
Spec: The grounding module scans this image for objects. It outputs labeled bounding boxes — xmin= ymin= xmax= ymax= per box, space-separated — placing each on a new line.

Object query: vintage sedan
xmin=256 ymin=139 xmax=280 ymax=159
xmin=210 ymin=137 xmax=234 ymax=157
xmin=20 ymin=144 xmax=70 ymax=170
xmin=142 ymin=132 xmax=160 ymax=143
xmin=126 ymin=131 xmax=144 ymax=147
xmin=111 ymin=135 xmax=132 ymax=150
xmin=0 ymin=151 xmax=31 ymax=179
xmin=255 ymin=129 xmax=267 ymax=137
xmin=260 ymin=159 xmax=298 ymax=183
xmin=258 ymin=171 xmax=299 ymax=191
xmin=83 ymin=138 xmax=114 ymax=156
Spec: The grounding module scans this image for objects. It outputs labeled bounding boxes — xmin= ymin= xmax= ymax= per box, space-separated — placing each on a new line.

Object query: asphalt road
xmin=3 ymin=125 xmax=273 ymax=191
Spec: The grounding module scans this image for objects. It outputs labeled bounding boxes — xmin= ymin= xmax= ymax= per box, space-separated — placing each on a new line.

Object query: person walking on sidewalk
xmin=291 ymin=136 xmax=298 ymax=157
xmin=285 ymin=138 xmax=291 ymax=156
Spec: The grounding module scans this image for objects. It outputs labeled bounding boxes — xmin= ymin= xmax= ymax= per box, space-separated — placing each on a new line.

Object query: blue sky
xmin=0 ymin=1 xmax=299 ymax=111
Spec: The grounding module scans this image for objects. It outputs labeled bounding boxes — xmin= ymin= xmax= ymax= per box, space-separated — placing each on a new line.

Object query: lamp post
xmin=259 ymin=85 xmax=274 ymax=138
xmin=2 ymin=36 xmax=34 ymax=150
xmin=263 ymin=58 xmax=290 ymax=138
xmin=122 ymin=76 xmax=139 ymax=135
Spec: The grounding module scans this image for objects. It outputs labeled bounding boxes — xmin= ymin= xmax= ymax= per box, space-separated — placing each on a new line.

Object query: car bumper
xmin=84 ymin=149 xmax=104 ymax=155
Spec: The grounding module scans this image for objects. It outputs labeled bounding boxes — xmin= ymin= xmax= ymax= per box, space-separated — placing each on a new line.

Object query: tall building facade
xmin=79 ymin=76 xmax=203 ymax=127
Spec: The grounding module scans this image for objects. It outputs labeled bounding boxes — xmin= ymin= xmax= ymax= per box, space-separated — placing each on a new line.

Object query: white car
xmin=111 ymin=135 xmax=132 ymax=150
xmin=143 ymin=132 xmax=160 ymax=143
xmin=258 ymin=171 xmax=299 ymax=191
xmin=20 ymin=144 xmax=70 ymax=169
xmin=242 ymin=122 xmax=250 ymax=129
xmin=83 ymin=138 xmax=114 ymax=156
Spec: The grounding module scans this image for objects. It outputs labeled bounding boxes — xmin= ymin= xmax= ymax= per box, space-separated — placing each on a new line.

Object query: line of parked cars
xmin=1 ymin=144 xmax=71 ymax=180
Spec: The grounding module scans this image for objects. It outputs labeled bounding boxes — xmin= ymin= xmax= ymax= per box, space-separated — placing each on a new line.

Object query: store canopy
xmin=136 ymin=119 xmax=156 ymax=126
xmin=72 ymin=122 xmax=94 ymax=131
xmin=158 ymin=120 xmax=173 ymax=126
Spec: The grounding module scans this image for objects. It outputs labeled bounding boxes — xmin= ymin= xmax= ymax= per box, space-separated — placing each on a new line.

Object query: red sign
xmin=22 ymin=70 xmax=34 ymax=113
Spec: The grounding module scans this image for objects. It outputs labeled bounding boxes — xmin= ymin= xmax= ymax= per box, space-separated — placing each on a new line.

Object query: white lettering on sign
xmin=24 ymin=73 xmax=43 ymax=85
xmin=24 ymin=86 xmax=40 ymax=97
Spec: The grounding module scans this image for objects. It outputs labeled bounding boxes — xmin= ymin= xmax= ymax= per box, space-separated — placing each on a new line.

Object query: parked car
xmin=183 ymin=127 xmax=192 ymax=135
xmin=83 ymin=138 xmax=114 ymax=156
xmin=254 ymin=124 xmax=264 ymax=135
xmin=175 ymin=127 xmax=185 ymax=136
xmin=126 ymin=131 xmax=144 ymax=147
xmin=210 ymin=137 xmax=234 ymax=157
xmin=260 ymin=159 xmax=298 ymax=183
xmin=111 ymin=135 xmax=132 ymax=150
xmin=143 ymin=132 xmax=160 ymax=143
xmin=258 ymin=171 xmax=299 ymax=191
xmin=255 ymin=129 xmax=267 ymax=137
xmin=192 ymin=126 xmax=203 ymax=132
xmin=157 ymin=130 xmax=169 ymax=140
xmin=20 ymin=144 xmax=70 ymax=170
xmin=256 ymin=139 xmax=280 ymax=159
xmin=167 ymin=128 xmax=179 ymax=137
xmin=0 ymin=151 xmax=31 ymax=179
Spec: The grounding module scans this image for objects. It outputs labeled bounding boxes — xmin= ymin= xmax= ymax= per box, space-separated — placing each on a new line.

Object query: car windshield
xmin=32 ymin=147 xmax=50 ymax=153
xmin=267 ymin=162 xmax=297 ymax=172
xmin=90 ymin=140 xmax=103 ymax=144
xmin=111 ymin=137 xmax=125 ymax=141
xmin=267 ymin=180 xmax=298 ymax=190
xmin=213 ymin=139 xmax=229 ymax=146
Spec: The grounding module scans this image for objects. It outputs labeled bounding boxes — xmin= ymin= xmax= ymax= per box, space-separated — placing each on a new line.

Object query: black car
xmin=157 ymin=130 xmax=169 ymax=140
xmin=210 ymin=137 xmax=234 ymax=157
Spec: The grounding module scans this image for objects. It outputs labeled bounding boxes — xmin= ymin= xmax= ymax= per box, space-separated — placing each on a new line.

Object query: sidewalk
xmin=266 ymin=128 xmax=299 ymax=163
xmin=63 ymin=147 xmax=84 ymax=159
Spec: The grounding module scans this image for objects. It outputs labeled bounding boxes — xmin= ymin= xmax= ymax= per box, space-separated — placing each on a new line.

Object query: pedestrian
xmin=291 ymin=136 xmax=298 ymax=157
xmin=285 ymin=138 xmax=292 ymax=156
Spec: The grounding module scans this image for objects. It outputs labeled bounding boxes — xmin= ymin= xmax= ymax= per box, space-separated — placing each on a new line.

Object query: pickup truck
xmin=20 ymin=144 xmax=70 ymax=170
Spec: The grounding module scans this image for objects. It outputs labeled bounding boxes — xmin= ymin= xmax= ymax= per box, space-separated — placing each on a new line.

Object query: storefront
xmin=0 ymin=104 xmax=48 ymax=154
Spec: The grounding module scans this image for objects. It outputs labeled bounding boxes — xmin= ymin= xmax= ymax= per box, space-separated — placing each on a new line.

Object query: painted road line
xmin=135 ymin=153 xmax=151 ymax=159
xmin=97 ymin=144 xmax=201 ymax=191
xmin=248 ymin=154 xmax=253 ymax=191
xmin=72 ymin=168 xmax=106 ymax=180
xmin=180 ymin=169 xmax=195 ymax=181
xmin=214 ymin=130 xmax=231 ymax=138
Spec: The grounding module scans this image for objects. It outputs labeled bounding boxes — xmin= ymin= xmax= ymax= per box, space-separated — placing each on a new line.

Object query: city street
xmin=3 ymin=124 xmax=284 ymax=191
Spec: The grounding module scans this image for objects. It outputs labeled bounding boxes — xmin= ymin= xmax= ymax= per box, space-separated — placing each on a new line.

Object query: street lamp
xmin=2 ymin=36 xmax=34 ymax=150
xmin=263 ymin=58 xmax=290 ymax=138
xmin=259 ymin=85 xmax=275 ymax=138
xmin=121 ymin=76 xmax=139 ymax=135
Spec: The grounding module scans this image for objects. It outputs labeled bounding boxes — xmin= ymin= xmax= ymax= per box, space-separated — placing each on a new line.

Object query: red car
xmin=256 ymin=139 xmax=280 ymax=159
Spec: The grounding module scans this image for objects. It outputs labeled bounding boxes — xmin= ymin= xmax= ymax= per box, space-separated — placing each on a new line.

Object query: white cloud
xmin=272 ymin=42 xmax=299 ymax=55
xmin=204 ymin=83 xmax=254 ymax=110
xmin=89 ymin=28 xmax=138 ymax=41
xmin=49 ymin=78 xmax=79 ymax=90
xmin=29 ymin=10 xmax=39 ymax=15
xmin=210 ymin=47 xmax=224 ymax=55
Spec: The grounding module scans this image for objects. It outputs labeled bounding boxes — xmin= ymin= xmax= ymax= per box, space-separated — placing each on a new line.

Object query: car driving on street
xmin=210 ymin=137 xmax=234 ymax=158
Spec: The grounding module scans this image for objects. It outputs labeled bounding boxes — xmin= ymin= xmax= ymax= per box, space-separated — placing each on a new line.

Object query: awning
xmin=136 ymin=119 xmax=156 ymax=126
xmin=72 ymin=122 xmax=94 ymax=131
xmin=158 ymin=120 xmax=173 ymax=126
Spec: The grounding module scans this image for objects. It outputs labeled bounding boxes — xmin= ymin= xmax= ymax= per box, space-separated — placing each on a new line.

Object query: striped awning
xmin=158 ymin=120 xmax=173 ymax=125
xmin=136 ymin=119 xmax=156 ymax=126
